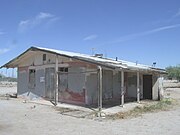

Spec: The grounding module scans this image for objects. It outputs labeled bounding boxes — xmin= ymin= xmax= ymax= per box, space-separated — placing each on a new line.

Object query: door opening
xmin=143 ymin=75 xmax=152 ymax=99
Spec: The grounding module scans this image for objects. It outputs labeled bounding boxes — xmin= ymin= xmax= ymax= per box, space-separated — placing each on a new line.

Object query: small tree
xmin=166 ymin=65 xmax=180 ymax=81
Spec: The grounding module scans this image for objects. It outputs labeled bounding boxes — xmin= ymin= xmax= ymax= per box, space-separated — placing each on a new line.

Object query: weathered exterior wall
xmin=102 ymin=70 xmax=113 ymax=100
xmin=17 ymin=51 xmax=99 ymax=105
xmin=112 ymin=71 xmax=121 ymax=100
xmin=17 ymin=52 xmax=75 ymax=98
xmin=18 ymin=67 xmax=29 ymax=95
xmin=17 ymin=67 xmax=45 ymax=97
xmin=126 ymin=72 xmax=143 ymax=99
xmin=19 ymin=51 xmax=70 ymax=67
xmin=85 ymin=69 xmax=121 ymax=105
xmin=127 ymin=72 xmax=137 ymax=98
xmin=34 ymin=69 xmax=45 ymax=97
xmin=152 ymin=74 xmax=159 ymax=100
xmin=85 ymin=69 xmax=98 ymax=105
xmin=58 ymin=67 xmax=86 ymax=105
xmin=159 ymin=76 xmax=164 ymax=100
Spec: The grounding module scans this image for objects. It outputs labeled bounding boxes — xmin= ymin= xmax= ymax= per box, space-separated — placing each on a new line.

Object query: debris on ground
xmin=30 ymin=105 xmax=36 ymax=109
xmin=9 ymin=93 xmax=17 ymax=98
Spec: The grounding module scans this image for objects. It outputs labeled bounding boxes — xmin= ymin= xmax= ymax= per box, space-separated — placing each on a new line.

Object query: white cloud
xmin=19 ymin=20 xmax=30 ymax=26
xmin=18 ymin=12 xmax=59 ymax=32
xmin=83 ymin=34 xmax=98 ymax=41
xmin=0 ymin=48 xmax=10 ymax=54
xmin=106 ymin=24 xmax=180 ymax=44
xmin=144 ymin=24 xmax=180 ymax=34
xmin=36 ymin=12 xmax=54 ymax=19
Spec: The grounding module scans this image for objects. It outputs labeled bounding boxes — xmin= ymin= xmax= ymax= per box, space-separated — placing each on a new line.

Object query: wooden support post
xmin=121 ymin=70 xmax=124 ymax=107
xmin=98 ymin=66 xmax=103 ymax=113
xmin=137 ymin=71 xmax=140 ymax=103
xmin=55 ymin=55 xmax=59 ymax=105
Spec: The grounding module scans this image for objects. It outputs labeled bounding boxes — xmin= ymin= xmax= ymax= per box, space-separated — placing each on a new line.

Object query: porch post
xmin=121 ymin=70 xmax=124 ymax=107
xmin=137 ymin=71 xmax=140 ymax=103
xmin=98 ymin=66 xmax=103 ymax=113
xmin=55 ymin=55 xmax=59 ymax=105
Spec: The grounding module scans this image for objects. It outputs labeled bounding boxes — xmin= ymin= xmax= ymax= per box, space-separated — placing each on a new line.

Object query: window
xmin=59 ymin=67 xmax=68 ymax=72
xmin=43 ymin=54 xmax=46 ymax=61
xmin=29 ymin=69 xmax=36 ymax=88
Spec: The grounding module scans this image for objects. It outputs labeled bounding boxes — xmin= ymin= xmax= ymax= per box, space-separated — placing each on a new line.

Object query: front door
xmin=45 ymin=68 xmax=55 ymax=100
xmin=143 ymin=75 xmax=152 ymax=99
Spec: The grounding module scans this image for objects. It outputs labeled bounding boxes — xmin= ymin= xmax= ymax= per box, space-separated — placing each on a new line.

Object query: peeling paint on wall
xmin=59 ymin=89 xmax=85 ymax=103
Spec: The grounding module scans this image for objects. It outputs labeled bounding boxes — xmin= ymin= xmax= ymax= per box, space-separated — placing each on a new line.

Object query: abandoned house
xmin=1 ymin=46 xmax=166 ymax=109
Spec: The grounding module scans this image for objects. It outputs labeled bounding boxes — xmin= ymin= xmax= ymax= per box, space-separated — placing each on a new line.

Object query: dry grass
xmin=107 ymin=98 xmax=176 ymax=120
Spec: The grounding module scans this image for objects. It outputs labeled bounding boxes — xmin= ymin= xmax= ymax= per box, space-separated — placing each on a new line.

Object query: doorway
xmin=143 ymin=75 xmax=152 ymax=99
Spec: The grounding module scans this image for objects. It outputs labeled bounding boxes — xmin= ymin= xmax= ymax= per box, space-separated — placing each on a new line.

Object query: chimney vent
xmin=94 ymin=54 xmax=103 ymax=58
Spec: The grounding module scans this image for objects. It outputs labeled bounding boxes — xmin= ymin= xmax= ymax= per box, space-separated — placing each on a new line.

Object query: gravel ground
xmin=0 ymin=83 xmax=180 ymax=135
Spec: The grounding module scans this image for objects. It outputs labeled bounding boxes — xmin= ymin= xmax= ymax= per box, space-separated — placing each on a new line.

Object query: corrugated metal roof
xmin=1 ymin=46 xmax=166 ymax=73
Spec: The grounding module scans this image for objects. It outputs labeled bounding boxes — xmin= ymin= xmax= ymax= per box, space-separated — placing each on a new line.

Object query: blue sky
xmin=0 ymin=0 xmax=180 ymax=76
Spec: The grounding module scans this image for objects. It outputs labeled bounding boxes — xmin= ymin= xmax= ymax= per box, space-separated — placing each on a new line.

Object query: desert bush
xmin=166 ymin=65 xmax=180 ymax=81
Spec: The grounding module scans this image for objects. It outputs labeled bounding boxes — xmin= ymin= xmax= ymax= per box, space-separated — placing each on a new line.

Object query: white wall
xmin=152 ymin=74 xmax=159 ymax=100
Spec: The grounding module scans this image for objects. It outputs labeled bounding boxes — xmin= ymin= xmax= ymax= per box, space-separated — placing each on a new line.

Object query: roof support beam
xmin=98 ymin=66 xmax=103 ymax=116
xmin=121 ymin=70 xmax=125 ymax=107
xmin=55 ymin=55 xmax=59 ymax=105
xmin=137 ymin=71 xmax=140 ymax=103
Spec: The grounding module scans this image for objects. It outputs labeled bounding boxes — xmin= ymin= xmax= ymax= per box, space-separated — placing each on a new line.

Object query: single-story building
xmin=1 ymin=46 xmax=166 ymax=109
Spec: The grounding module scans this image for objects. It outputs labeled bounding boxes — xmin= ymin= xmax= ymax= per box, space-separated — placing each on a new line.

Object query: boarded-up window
xmin=29 ymin=69 xmax=36 ymax=88
xmin=43 ymin=54 xmax=46 ymax=61
xmin=59 ymin=67 xmax=68 ymax=72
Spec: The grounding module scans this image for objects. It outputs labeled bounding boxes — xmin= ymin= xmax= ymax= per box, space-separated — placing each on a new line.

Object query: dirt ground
xmin=0 ymin=82 xmax=180 ymax=135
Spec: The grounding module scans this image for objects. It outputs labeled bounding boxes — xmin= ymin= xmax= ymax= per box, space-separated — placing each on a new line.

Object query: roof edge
xmin=1 ymin=46 xmax=36 ymax=69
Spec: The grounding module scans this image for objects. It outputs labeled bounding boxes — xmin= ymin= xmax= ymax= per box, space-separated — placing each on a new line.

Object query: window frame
xmin=58 ymin=67 xmax=68 ymax=73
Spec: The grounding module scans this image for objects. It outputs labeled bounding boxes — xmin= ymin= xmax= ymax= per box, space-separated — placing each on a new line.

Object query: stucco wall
xmin=85 ymin=70 xmax=98 ymax=105
xmin=127 ymin=72 xmax=137 ymax=98
xmin=68 ymin=67 xmax=86 ymax=93
xmin=112 ymin=71 xmax=121 ymax=99
xmin=58 ymin=67 xmax=86 ymax=104
xmin=34 ymin=69 xmax=45 ymax=97
xmin=17 ymin=51 xmax=96 ymax=105
xmin=152 ymin=74 xmax=159 ymax=100
xmin=18 ymin=67 xmax=45 ymax=97
xmin=85 ymin=69 xmax=121 ymax=105
xmin=126 ymin=72 xmax=143 ymax=99
xmin=102 ymin=70 xmax=113 ymax=100
xmin=18 ymin=67 xmax=29 ymax=95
